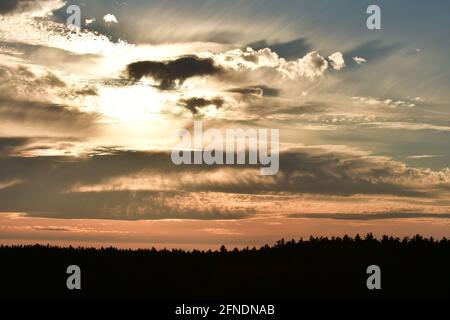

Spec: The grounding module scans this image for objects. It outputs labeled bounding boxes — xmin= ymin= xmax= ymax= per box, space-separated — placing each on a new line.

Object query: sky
xmin=0 ymin=0 xmax=449 ymax=249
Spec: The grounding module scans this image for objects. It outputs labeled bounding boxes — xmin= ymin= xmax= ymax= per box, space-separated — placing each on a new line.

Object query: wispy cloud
xmin=289 ymin=212 xmax=450 ymax=220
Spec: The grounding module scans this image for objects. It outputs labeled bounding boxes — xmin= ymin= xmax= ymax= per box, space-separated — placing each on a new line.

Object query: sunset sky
xmin=0 ymin=0 xmax=449 ymax=249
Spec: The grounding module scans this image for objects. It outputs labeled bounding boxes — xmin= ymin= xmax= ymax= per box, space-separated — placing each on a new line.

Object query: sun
xmin=98 ymin=84 xmax=165 ymax=123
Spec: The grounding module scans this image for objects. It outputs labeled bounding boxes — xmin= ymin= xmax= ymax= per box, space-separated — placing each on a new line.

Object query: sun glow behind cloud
xmin=98 ymin=84 xmax=166 ymax=123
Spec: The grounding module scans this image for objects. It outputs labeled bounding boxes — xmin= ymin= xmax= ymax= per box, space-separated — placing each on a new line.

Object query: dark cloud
xmin=126 ymin=56 xmax=223 ymax=89
xmin=178 ymin=97 xmax=225 ymax=115
xmin=0 ymin=137 xmax=31 ymax=156
xmin=15 ymin=66 xmax=35 ymax=78
xmin=228 ymin=85 xmax=280 ymax=97
xmin=273 ymin=102 xmax=328 ymax=115
xmin=0 ymin=147 xmax=443 ymax=220
xmin=24 ymin=194 xmax=254 ymax=220
xmin=169 ymin=149 xmax=428 ymax=198
xmin=31 ymin=226 xmax=72 ymax=232
xmin=0 ymin=149 xmax=254 ymax=220
xmin=0 ymin=96 xmax=99 ymax=132
xmin=34 ymin=73 xmax=66 ymax=87
xmin=0 ymin=0 xmax=59 ymax=15
xmin=243 ymin=101 xmax=328 ymax=118
xmin=0 ymin=64 xmax=68 ymax=97
xmin=58 ymin=85 xmax=99 ymax=99
xmin=289 ymin=212 xmax=450 ymax=220
xmin=0 ymin=0 xmax=22 ymax=14
xmin=0 ymin=137 xmax=82 ymax=157
xmin=0 ymin=148 xmax=432 ymax=199
xmin=73 ymin=86 xmax=99 ymax=97
xmin=270 ymin=148 xmax=428 ymax=197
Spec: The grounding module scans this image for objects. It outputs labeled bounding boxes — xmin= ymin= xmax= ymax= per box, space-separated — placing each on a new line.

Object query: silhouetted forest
xmin=1 ymin=234 xmax=450 ymax=300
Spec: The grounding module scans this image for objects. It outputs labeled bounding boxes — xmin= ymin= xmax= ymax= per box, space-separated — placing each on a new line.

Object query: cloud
xmin=30 ymin=226 xmax=73 ymax=232
xmin=289 ymin=212 xmax=450 ymax=220
xmin=236 ymin=100 xmax=329 ymax=120
xmin=407 ymin=155 xmax=444 ymax=159
xmin=0 ymin=7 xmax=131 ymax=55
xmin=222 ymin=46 xmax=286 ymax=70
xmin=126 ymin=56 xmax=223 ymax=89
xmin=178 ymin=97 xmax=225 ymax=115
xmin=34 ymin=72 xmax=66 ymax=87
xmin=328 ymin=52 xmax=345 ymax=70
xmin=351 ymin=96 xmax=416 ymax=108
xmin=0 ymin=60 xmax=93 ymax=110
xmin=0 ymin=137 xmax=31 ymax=156
xmin=0 ymin=63 xmax=101 ymax=135
xmin=344 ymin=39 xmax=404 ymax=65
xmin=358 ymin=122 xmax=450 ymax=132
xmin=0 ymin=179 xmax=22 ymax=190
xmin=202 ymin=228 xmax=242 ymax=236
xmin=271 ymin=102 xmax=328 ymax=115
xmin=259 ymin=148 xmax=449 ymax=197
xmin=85 ymin=18 xmax=95 ymax=25
xmin=0 ymin=137 xmax=86 ymax=157
xmin=73 ymin=86 xmax=99 ymax=96
xmin=0 ymin=42 xmax=102 ymax=71
xmin=279 ymin=51 xmax=329 ymax=78
xmin=103 ymin=13 xmax=118 ymax=24
xmin=0 ymin=0 xmax=64 ymax=16
xmin=213 ymin=48 xmax=332 ymax=79
xmin=0 ymin=96 xmax=99 ymax=133
xmin=353 ymin=56 xmax=367 ymax=64
xmin=0 ymin=0 xmax=21 ymax=14
xmin=0 ymin=64 xmax=67 ymax=98
xmin=0 ymin=146 xmax=448 ymax=220
xmin=227 ymin=86 xmax=280 ymax=97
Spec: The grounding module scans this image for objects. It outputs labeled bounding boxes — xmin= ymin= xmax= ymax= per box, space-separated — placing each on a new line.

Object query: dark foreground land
xmin=1 ymin=234 xmax=449 ymax=300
